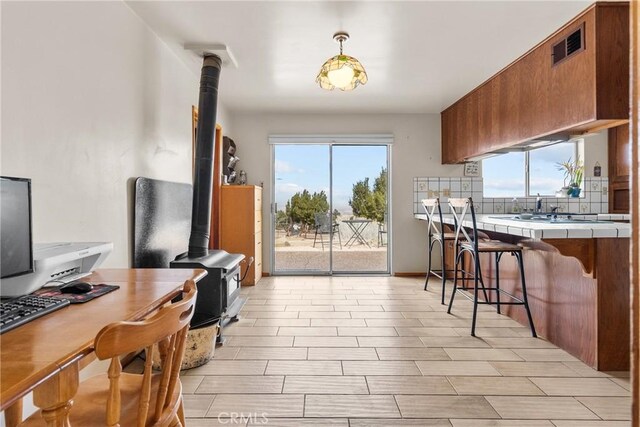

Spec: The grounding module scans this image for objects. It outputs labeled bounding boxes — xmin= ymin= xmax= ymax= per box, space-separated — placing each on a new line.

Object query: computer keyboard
xmin=0 ymin=295 xmax=70 ymax=334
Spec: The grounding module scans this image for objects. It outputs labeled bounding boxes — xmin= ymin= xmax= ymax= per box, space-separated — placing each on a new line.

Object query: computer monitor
xmin=1 ymin=177 xmax=34 ymax=279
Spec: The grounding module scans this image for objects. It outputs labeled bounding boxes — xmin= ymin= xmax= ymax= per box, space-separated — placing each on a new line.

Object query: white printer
xmin=1 ymin=242 xmax=113 ymax=297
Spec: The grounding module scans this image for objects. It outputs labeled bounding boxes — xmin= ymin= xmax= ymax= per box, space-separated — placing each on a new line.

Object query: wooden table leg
xmin=33 ymin=363 xmax=79 ymax=427
xmin=4 ymin=398 xmax=23 ymax=427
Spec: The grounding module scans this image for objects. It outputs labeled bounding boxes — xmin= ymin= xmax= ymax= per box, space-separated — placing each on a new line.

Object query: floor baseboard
xmin=394 ymin=272 xmax=427 ymax=277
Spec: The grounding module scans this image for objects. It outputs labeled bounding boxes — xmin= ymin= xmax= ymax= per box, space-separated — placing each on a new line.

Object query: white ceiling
xmin=127 ymin=1 xmax=592 ymax=114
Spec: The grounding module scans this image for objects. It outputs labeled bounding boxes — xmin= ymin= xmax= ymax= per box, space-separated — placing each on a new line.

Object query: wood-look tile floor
xmin=181 ymin=276 xmax=631 ymax=426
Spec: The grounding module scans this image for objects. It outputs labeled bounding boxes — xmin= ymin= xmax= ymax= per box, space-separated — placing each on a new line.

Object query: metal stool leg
xmin=475 ymin=255 xmax=490 ymax=304
xmin=459 ymin=250 xmax=466 ymax=294
xmin=425 ymin=238 xmax=434 ymax=291
xmin=515 ymin=251 xmax=537 ymax=337
xmin=439 ymin=239 xmax=446 ymax=305
xmin=495 ymin=252 xmax=502 ymax=315
xmin=447 ymin=249 xmax=462 ymax=314
xmin=471 ymin=253 xmax=481 ymax=337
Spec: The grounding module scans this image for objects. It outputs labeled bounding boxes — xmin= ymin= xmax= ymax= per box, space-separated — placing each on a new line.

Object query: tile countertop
xmin=414 ymin=213 xmax=631 ymax=239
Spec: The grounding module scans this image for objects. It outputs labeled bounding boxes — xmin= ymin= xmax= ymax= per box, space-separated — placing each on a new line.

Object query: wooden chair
xmin=19 ymin=280 xmax=198 ymax=427
xmin=446 ymin=198 xmax=536 ymax=337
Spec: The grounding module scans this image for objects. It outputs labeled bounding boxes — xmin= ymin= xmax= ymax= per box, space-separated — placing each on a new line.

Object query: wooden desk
xmin=0 ymin=268 xmax=207 ymax=425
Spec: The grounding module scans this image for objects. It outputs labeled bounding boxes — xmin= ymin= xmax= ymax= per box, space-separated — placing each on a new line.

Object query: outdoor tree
xmin=286 ymin=189 xmax=329 ymax=236
xmin=275 ymin=209 xmax=288 ymax=229
xmin=349 ymin=177 xmax=372 ymax=219
xmin=349 ymin=168 xmax=387 ymax=222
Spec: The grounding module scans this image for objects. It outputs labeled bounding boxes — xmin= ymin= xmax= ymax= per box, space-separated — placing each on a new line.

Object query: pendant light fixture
xmin=316 ymin=32 xmax=368 ymax=91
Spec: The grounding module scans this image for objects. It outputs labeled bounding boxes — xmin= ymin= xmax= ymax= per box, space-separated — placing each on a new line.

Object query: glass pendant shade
xmin=316 ymin=32 xmax=367 ymax=91
xmin=317 ymin=55 xmax=367 ymax=91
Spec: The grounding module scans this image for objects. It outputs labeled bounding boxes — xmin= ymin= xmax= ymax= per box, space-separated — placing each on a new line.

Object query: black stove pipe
xmin=188 ymin=55 xmax=222 ymax=258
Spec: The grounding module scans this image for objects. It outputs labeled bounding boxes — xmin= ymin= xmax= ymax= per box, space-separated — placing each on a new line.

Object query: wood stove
xmin=170 ymin=54 xmax=245 ymax=334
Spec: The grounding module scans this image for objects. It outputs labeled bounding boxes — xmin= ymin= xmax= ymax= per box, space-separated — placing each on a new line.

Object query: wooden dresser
xmin=220 ymin=185 xmax=263 ymax=285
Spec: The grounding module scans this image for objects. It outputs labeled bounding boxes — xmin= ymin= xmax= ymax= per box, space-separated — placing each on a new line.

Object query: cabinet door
xmin=608 ymin=125 xmax=630 ymax=213
xmin=609 ymin=125 xmax=630 ymax=183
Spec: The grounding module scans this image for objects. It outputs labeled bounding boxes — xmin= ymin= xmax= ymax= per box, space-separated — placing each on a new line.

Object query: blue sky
xmin=274 ymin=144 xmax=387 ymax=215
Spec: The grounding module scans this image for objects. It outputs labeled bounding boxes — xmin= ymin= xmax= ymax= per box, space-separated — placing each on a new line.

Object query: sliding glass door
xmin=332 ymin=145 xmax=388 ymax=273
xmin=271 ymin=141 xmax=389 ymax=274
xmin=273 ymin=144 xmax=331 ymax=273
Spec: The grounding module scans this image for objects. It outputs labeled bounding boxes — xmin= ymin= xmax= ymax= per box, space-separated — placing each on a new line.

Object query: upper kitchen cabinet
xmin=441 ymin=2 xmax=629 ymax=164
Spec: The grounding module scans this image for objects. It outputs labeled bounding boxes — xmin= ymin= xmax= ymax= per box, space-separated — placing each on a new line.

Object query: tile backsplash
xmin=413 ymin=177 xmax=609 ymax=215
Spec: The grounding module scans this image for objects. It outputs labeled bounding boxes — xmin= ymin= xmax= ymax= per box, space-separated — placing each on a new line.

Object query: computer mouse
xmin=60 ymin=282 xmax=93 ymax=294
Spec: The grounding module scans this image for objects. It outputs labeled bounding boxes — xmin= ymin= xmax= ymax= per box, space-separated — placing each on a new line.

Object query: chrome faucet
xmin=549 ymin=205 xmax=559 ymax=220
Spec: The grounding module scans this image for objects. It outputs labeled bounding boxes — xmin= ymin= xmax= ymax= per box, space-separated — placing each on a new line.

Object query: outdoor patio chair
xmin=378 ymin=213 xmax=388 ymax=247
xmin=313 ymin=212 xmax=342 ymax=250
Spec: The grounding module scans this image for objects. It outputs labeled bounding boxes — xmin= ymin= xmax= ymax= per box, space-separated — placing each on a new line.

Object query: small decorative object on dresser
xmin=223 ymin=136 xmax=239 ymax=184
xmin=220 ymin=185 xmax=263 ymax=285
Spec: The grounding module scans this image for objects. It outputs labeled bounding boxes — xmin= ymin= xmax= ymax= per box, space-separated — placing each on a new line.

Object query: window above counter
xmin=483 ymin=141 xmax=580 ymax=198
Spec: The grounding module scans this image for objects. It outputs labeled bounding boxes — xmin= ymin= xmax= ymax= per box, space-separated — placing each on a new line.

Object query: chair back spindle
xmin=137 ymin=345 xmax=154 ymax=427
xmin=106 ymin=357 xmax=122 ymax=427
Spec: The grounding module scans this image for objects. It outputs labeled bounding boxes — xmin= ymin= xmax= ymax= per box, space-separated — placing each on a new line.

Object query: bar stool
xmin=421 ymin=198 xmax=458 ymax=305
xmin=446 ymin=197 xmax=536 ymax=337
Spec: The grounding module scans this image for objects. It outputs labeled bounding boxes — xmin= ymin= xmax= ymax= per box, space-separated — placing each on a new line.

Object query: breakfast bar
xmin=416 ymin=213 xmax=631 ymax=371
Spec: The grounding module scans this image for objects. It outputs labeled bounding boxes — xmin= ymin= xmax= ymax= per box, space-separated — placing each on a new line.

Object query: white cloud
xmin=275 ymin=182 xmax=303 ymax=197
xmin=275 ymin=159 xmax=304 ymax=174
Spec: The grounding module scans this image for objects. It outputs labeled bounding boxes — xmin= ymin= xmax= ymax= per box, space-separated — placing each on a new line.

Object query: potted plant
xmin=556 ymin=157 xmax=584 ymax=197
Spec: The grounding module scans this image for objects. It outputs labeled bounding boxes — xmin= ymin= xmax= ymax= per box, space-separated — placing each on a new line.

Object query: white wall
xmin=1 ymin=1 xmax=230 ymax=268
xmin=229 ymin=112 xmax=463 ymax=274
xmin=0 ymin=2 xmax=234 ymax=422
xmin=582 ymin=130 xmax=608 ymax=178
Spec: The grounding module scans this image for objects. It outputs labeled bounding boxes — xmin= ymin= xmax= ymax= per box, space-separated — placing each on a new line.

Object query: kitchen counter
xmin=414 ymin=213 xmax=630 ymax=239
xmin=415 ymin=211 xmax=630 ymax=371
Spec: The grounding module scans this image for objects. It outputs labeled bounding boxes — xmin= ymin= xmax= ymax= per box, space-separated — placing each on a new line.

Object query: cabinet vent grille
xmin=566 ymin=28 xmax=583 ymax=55
xmin=552 ymin=24 xmax=585 ymax=66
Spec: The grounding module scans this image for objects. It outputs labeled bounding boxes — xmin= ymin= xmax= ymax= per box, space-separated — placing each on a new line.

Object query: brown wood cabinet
xmin=608 ymin=124 xmax=631 ymax=213
xmin=220 ymin=185 xmax=263 ymax=285
xmin=441 ymin=2 xmax=629 ymax=164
